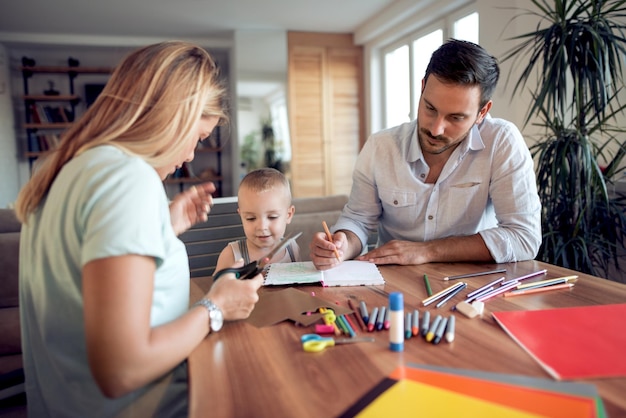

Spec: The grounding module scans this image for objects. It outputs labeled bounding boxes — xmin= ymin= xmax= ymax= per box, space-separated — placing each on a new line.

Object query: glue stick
xmin=389 ymin=292 xmax=404 ymax=352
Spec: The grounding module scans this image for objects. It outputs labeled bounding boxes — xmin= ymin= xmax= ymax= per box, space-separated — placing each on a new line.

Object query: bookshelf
xmin=20 ymin=56 xmax=111 ymax=167
xmin=164 ymin=126 xmax=224 ymax=198
xmin=20 ymin=55 xmax=230 ymax=198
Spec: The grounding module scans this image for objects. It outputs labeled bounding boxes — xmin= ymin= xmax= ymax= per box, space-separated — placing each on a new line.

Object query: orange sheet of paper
xmin=357 ymin=379 xmax=542 ymax=418
xmin=390 ymin=367 xmax=595 ymax=418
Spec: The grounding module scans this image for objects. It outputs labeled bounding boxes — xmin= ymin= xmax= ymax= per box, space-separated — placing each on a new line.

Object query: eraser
xmin=314 ymin=324 xmax=335 ymax=334
xmin=471 ymin=301 xmax=485 ymax=315
xmin=455 ymin=301 xmax=479 ymax=319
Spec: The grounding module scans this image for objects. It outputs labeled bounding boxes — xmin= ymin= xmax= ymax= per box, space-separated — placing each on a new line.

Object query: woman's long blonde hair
xmin=15 ymin=41 xmax=228 ymax=223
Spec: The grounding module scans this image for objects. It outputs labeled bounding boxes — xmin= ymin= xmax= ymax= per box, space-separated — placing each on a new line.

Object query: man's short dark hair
xmin=424 ymin=39 xmax=500 ymax=108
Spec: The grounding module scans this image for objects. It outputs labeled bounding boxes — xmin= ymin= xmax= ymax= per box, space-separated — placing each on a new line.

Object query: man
xmin=310 ymin=39 xmax=541 ymax=269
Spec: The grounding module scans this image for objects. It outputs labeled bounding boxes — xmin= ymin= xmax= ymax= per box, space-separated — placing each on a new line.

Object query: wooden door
xmin=288 ymin=32 xmax=364 ymax=198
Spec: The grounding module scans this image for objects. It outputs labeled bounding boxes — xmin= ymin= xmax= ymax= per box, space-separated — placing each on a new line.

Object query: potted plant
xmin=502 ymin=0 xmax=626 ymax=278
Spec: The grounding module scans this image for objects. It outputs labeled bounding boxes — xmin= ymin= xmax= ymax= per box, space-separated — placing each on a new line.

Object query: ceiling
xmin=0 ymin=0 xmax=398 ymax=96
xmin=0 ymin=0 xmax=395 ymax=38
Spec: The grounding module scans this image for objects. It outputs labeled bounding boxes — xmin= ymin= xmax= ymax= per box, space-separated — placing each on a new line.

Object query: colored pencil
xmin=504 ymin=283 xmax=575 ymax=297
xmin=443 ymin=268 xmax=506 ymax=281
xmin=423 ymin=274 xmax=433 ymax=296
xmin=436 ymin=282 xmax=467 ymax=308
xmin=516 ymin=275 xmax=578 ymax=290
xmin=347 ymin=299 xmax=367 ymax=331
xmin=422 ymin=282 xmax=466 ymax=306
xmin=501 ymin=269 xmax=548 ymax=286
xmin=475 ymin=280 xmax=520 ymax=302
xmin=322 ymin=221 xmax=340 ymax=260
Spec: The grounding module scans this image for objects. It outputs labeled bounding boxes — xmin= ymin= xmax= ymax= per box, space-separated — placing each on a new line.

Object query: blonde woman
xmin=15 ymin=41 xmax=263 ymax=417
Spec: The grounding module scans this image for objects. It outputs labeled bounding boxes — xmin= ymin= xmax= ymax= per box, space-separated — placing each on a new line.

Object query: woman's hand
xmin=206 ymin=260 xmax=264 ymax=320
xmin=169 ymin=182 xmax=216 ymax=235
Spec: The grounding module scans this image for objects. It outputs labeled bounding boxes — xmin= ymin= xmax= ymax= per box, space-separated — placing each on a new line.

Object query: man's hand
xmin=169 ymin=182 xmax=216 ymax=236
xmin=356 ymin=240 xmax=427 ymax=265
xmin=310 ymin=229 xmax=362 ymax=270
xmin=357 ymin=235 xmax=493 ymax=265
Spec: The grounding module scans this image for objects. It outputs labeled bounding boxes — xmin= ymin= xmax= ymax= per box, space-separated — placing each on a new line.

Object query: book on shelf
xmin=29 ymin=103 xmax=42 ymax=124
xmin=31 ymin=104 xmax=73 ymax=124
xmin=34 ymin=134 xmax=61 ymax=151
xmin=27 ymin=134 xmax=40 ymax=152
xmin=264 ymin=260 xmax=385 ymax=287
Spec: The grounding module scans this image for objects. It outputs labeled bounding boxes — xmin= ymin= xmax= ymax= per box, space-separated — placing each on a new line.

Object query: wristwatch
xmin=194 ymin=298 xmax=223 ymax=333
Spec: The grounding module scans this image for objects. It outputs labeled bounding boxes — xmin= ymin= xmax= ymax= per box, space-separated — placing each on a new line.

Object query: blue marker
xmin=359 ymin=300 xmax=369 ymax=323
xmin=376 ymin=306 xmax=386 ymax=331
xmin=367 ymin=307 xmax=379 ymax=332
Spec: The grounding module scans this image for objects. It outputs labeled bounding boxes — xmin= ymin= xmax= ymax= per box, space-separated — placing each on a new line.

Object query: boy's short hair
xmin=239 ymin=168 xmax=291 ymax=199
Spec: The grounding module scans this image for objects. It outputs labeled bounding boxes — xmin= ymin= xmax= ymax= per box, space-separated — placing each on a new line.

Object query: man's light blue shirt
xmin=334 ymin=117 xmax=542 ymax=263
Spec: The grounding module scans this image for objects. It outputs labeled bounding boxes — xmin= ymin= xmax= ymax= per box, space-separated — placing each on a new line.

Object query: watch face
xmin=210 ymin=307 xmax=223 ymax=332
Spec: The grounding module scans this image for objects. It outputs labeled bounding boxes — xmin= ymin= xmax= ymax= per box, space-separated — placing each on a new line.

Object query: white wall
xmin=0 ymin=43 xmax=20 ymax=208
xmin=357 ymin=0 xmax=534 ymax=139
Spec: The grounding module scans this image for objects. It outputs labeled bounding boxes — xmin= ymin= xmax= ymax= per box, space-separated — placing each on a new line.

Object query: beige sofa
xmin=0 ymin=209 xmax=25 ymax=405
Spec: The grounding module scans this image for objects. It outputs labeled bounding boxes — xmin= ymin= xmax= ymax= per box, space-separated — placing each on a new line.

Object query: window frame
xmin=379 ymin=4 xmax=478 ymax=129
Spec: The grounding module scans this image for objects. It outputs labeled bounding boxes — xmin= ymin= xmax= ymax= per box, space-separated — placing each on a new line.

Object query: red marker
xmin=367 ymin=307 xmax=379 ymax=332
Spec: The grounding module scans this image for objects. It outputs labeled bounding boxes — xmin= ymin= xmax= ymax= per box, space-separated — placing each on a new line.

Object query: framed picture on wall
xmin=84 ymin=83 xmax=106 ymax=107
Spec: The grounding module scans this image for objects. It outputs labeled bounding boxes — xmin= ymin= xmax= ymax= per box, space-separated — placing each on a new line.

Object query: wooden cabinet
xmin=287 ymin=32 xmax=364 ymax=198
xmin=20 ymin=58 xmax=111 ymax=167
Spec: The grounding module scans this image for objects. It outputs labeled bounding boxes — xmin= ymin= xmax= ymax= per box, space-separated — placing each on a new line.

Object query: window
xmin=382 ymin=11 xmax=479 ymax=129
xmin=384 ymin=45 xmax=410 ymax=128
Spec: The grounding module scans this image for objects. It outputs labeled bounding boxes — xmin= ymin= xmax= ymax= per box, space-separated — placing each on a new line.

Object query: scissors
xmin=213 ymin=231 xmax=302 ymax=281
xmin=300 ymin=333 xmax=375 ymax=353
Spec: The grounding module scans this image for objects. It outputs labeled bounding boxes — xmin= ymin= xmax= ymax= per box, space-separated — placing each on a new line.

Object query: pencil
xmin=435 ymin=282 xmax=467 ymax=308
xmin=423 ymin=274 xmax=433 ymax=296
xmin=347 ymin=299 xmax=367 ymax=331
xmin=422 ymin=281 xmax=466 ymax=307
xmin=501 ymin=269 xmax=548 ymax=286
xmin=475 ymin=280 xmax=520 ymax=302
xmin=339 ymin=314 xmax=356 ymax=338
xmin=466 ymin=276 xmax=505 ymax=299
xmin=443 ymin=268 xmax=506 ymax=281
xmin=322 ymin=221 xmax=340 ymax=261
xmin=504 ymin=282 xmax=574 ymax=297
xmin=516 ymin=275 xmax=578 ymax=290
xmin=343 ymin=313 xmax=358 ymax=336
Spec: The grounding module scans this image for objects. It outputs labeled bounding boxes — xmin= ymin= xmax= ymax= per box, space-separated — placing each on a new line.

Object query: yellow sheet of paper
xmin=357 ymin=380 xmax=542 ymax=418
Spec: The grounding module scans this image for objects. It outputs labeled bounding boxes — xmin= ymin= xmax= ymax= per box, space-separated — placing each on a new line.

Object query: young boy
xmin=214 ymin=167 xmax=300 ymax=273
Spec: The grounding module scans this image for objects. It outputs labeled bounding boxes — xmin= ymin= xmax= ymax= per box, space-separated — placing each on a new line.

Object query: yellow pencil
xmin=421 ymin=281 xmax=466 ymax=306
xmin=517 ymin=275 xmax=578 ymax=290
xmin=505 ymin=283 xmax=575 ymax=297
xmin=322 ymin=221 xmax=341 ymax=261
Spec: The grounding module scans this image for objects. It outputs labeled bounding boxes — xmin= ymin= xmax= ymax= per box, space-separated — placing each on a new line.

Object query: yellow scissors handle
xmin=302 ymin=339 xmax=335 ymax=353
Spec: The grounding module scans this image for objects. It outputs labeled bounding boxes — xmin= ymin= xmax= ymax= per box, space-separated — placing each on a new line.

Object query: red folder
xmin=492 ymin=303 xmax=626 ymax=380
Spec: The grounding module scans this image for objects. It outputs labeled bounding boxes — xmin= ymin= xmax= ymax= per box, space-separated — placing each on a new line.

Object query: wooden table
xmin=188 ymin=260 xmax=626 ymax=417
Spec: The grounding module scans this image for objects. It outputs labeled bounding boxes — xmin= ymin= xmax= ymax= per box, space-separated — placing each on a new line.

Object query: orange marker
xmin=322 ymin=221 xmax=341 ymax=261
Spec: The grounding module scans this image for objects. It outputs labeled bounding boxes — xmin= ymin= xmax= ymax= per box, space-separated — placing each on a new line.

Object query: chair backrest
xmin=178 ymin=197 xmax=244 ymax=278
xmin=178 ymin=194 xmax=378 ymax=278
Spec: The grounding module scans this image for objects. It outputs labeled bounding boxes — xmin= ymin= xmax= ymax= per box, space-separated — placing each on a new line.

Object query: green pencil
xmin=424 ymin=274 xmax=433 ymax=296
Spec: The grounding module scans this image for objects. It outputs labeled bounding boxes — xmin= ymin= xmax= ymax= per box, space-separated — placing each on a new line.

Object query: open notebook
xmin=264 ymin=260 xmax=385 ymax=287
